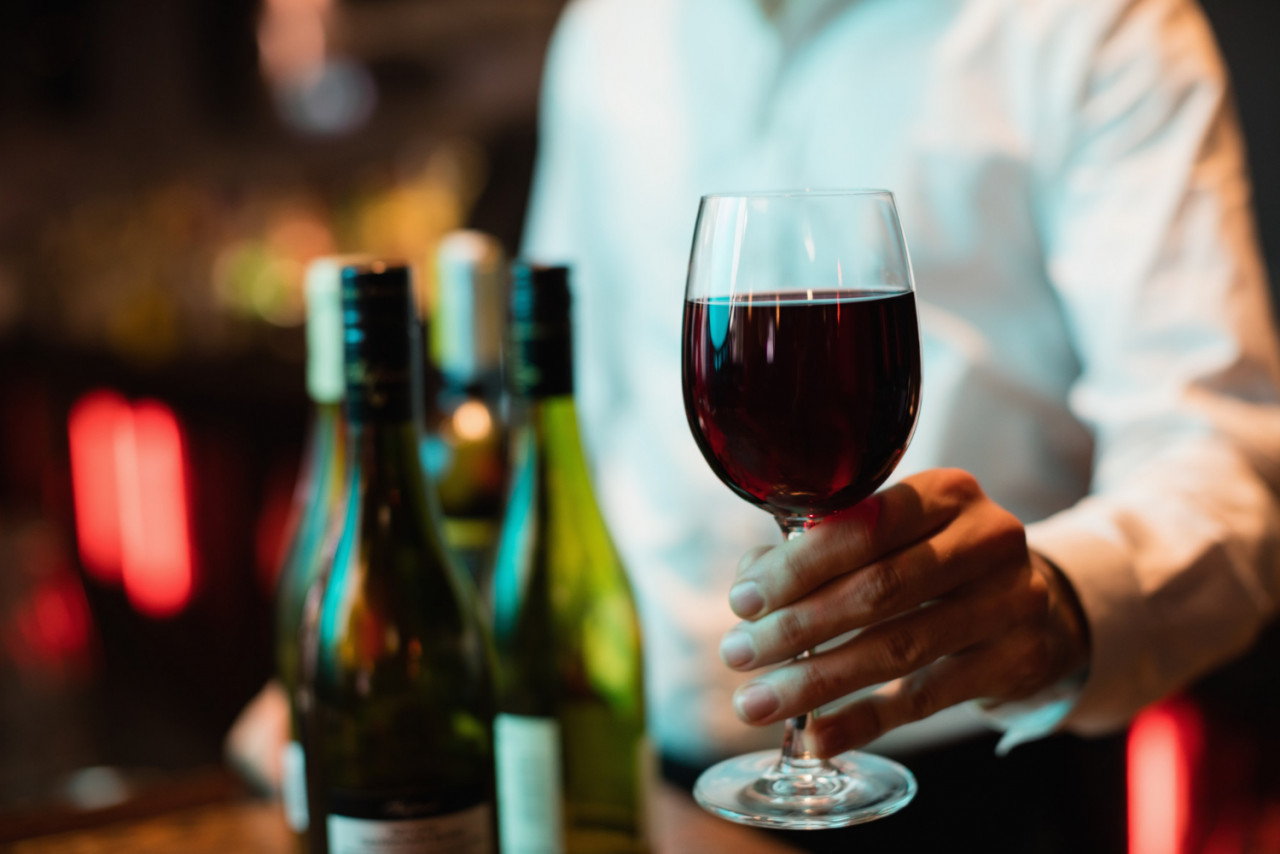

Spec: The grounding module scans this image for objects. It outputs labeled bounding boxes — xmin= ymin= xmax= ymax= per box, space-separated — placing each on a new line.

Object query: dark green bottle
xmin=313 ymin=261 xmax=496 ymax=853
xmin=491 ymin=263 xmax=649 ymax=854
xmin=275 ymin=256 xmax=355 ymax=847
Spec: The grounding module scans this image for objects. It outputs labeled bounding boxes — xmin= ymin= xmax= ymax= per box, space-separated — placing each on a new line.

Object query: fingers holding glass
xmin=725 ymin=485 xmax=1034 ymax=670
xmin=728 ymin=470 xmax=987 ymax=622
xmin=803 ymin=629 xmax=1055 ymax=757
xmin=729 ymin=573 xmax=1029 ymax=725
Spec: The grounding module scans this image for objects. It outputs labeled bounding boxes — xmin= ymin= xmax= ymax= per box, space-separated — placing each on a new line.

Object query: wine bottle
xmin=313 ymin=261 xmax=496 ymax=854
xmin=491 ymin=263 xmax=649 ymax=854
xmin=423 ymin=231 xmax=510 ymax=581
xmin=275 ymin=256 xmax=363 ymax=847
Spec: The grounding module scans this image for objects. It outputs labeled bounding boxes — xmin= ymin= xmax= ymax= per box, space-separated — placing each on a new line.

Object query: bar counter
xmin=8 ymin=782 xmax=803 ymax=854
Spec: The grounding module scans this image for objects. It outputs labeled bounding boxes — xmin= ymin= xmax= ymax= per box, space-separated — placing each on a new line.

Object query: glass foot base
xmin=693 ymin=749 xmax=917 ymax=830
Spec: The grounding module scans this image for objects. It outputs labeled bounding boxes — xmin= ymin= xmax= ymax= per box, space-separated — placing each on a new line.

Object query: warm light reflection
xmin=257 ymin=0 xmax=331 ymax=86
xmin=68 ymin=391 xmax=195 ymax=618
xmin=1129 ymin=702 xmax=1201 ymax=854
xmin=257 ymin=0 xmax=375 ymax=136
xmin=213 ymin=201 xmax=335 ymax=327
xmin=453 ymin=400 xmax=493 ymax=442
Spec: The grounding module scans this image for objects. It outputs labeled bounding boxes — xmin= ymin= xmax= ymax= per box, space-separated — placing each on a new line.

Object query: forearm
xmin=1027 ymin=441 xmax=1280 ymax=735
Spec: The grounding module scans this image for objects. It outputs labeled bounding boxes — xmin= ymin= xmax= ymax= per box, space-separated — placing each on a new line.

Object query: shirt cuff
xmin=976 ymin=667 xmax=1086 ymax=754
xmin=1024 ymin=503 xmax=1146 ymax=736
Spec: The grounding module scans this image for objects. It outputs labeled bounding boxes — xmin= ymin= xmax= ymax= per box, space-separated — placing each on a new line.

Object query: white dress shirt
xmin=523 ymin=0 xmax=1280 ymax=762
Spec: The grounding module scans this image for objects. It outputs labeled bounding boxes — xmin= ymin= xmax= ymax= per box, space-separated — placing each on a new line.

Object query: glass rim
xmin=700 ymin=188 xmax=895 ymax=202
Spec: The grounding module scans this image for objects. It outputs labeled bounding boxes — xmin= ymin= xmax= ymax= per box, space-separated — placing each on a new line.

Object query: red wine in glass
xmin=683 ymin=289 xmax=921 ymax=519
xmin=682 ymin=189 xmax=920 ymax=830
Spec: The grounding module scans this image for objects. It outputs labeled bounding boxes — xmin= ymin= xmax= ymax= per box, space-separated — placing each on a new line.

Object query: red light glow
xmin=1129 ymin=702 xmax=1202 ymax=854
xmin=69 ymin=392 xmax=130 ymax=582
xmin=68 ymin=391 xmax=194 ymax=618
xmin=122 ymin=402 xmax=194 ymax=617
xmin=9 ymin=574 xmax=93 ymax=673
xmin=31 ymin=576 xmax=92 ymax=659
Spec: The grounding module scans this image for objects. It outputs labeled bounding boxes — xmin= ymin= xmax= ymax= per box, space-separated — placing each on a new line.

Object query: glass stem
xmin=780 ymin=651 xmax=817 ymax=767
xmin=776 ymin=517 xmax=827 ymax=773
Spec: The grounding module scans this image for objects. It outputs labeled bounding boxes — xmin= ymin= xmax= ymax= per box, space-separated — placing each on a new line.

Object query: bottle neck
xmin=433 ymin=232 xmax=505 ymax=385
xmin=304 ymin=401 xmax=347 ymax=498
xmin=524 ymin=394 xmax=590 ymax=478
xmin=310 ymin=400 xmax=344 ymax=440
xmin=348 ymin=418 xmax=426 ymax=489
xmin=436 ymin=346 xmax=503 ymax=394
xmin=287 ymin=401 xmax=347 ymax=532
xmin=507 ymin=319 xmax=572 ymax=399
xmin=438 ymin=367 xmax=505 ymax=402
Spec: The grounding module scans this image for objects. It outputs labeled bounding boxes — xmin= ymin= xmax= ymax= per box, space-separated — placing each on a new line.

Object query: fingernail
xmin=735 ymin=683 xmax=779 ymax=722
xmin=719 ymin=630 xmax=755 ymax=668
xmin=729 ymin=581 xmax=764 ymax=618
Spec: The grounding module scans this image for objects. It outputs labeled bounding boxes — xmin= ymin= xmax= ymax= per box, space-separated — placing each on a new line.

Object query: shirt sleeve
xmin=1002 ymin=0 xmax=1280 ymax=741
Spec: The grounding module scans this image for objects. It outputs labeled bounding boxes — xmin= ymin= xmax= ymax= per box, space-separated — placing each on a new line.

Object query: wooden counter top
xmin=8 ymin=782 xmax=804 ymax=854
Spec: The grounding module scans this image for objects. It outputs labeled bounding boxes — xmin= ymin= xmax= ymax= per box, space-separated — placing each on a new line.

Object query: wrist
xmin=1031 ymin=550 xmax=1091 ymax=685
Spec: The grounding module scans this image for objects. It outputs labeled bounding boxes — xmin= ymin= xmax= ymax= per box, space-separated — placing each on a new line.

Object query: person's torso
xmin=536 ymin=0 xmax=1114 ymax=759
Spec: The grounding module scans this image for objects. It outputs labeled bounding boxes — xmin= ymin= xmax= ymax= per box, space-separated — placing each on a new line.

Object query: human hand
xmin=719 ymin=468 xmax=1089 ymax=757
xmin=224 ymin=680 xmax=289 ymax=795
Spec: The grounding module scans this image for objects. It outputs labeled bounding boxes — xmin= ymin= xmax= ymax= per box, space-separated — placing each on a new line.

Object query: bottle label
xmin=327 ymin=803 xmax=494 ymax=854
xmin=281 ymin=740 xmax=309 ymax=832
xmin=495 ymin=714 xmax=565 ymax=854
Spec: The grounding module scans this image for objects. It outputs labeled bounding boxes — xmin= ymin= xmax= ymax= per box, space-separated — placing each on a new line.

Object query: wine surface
xmin=682 ymin=289 xmax=921 ymax=518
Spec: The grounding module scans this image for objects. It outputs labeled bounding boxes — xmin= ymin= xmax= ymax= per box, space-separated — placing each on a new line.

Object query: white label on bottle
xmin=495 ymin=714 xmax=565 ymax=854
xmin=327 ymin=804 xmax=494 ymax=854
xmin=281 ymin=740 xmax=309 ymax=832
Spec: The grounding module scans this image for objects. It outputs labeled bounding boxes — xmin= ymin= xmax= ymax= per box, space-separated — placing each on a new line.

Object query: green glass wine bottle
xmin=313 ymin=261 xmax=497 ymax=854
xmin=491 ymin=263 xmax=650 ymax=854
xmin=275 ymin=255 xmax=362 ymax=847
xmin=423 ymin=230 xmax=510 ymax=582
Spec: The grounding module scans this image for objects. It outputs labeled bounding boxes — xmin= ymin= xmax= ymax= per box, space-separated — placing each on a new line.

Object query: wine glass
xmin=681 ymin=189 xmax=922 ymax=829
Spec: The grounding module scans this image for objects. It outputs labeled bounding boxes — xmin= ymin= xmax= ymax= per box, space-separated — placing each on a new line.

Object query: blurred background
xmin=0 ymin=0 xmax=1276 ymax=850
xmin=0 ymin=0 xmax=561 ymax=836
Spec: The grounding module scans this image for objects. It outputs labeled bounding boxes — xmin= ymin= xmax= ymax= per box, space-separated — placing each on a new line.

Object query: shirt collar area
xmin=755 ymin=0 xmax=857 ymax=46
